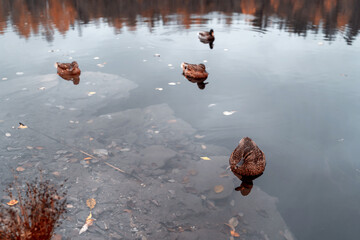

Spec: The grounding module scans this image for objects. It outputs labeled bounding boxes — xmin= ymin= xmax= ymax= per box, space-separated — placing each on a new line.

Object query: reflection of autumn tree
xmin=0 ymin=0 xmax=359 ymax=44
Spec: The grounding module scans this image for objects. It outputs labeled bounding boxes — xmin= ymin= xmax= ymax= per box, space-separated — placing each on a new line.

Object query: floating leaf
xmin=123 ymin=209 xmax=132 ymax=213
xmin=88 ymin=92 xmax=96 ymax=96
xmin=168 ymin=119 xmax=177 ymax=123
xmin=168 ymin=82 xmax=176 ymax=86
xmin=16 ymin=167 xmax=25 ymax=172
xmin=208 ymin=103 xmax=216 ymax=108
xmin=223 ymin=111 xmax=236 ymax=116
xmin=83 ymin=157 xmax=92 ymax=160
xmin=93 ymin=57 xmax=100 ymax=60
xmin=5 ymin=132 xmax=11 ymax=137
xmin=201 ymin=144 xmax=207 ymax=149
xmin=86 ymin=198 xmax=96 ymax=210
xmin=201 ymin=157 xmax=211 ymax=161
xmin=35 ymin=146 xmax=44 ymax=150
xmin=214 ymin=185 xmax=224 ymax=193
xmin=7 ymin=199 xmax=18 ymax=206
xmin=96 ymin=63 xmax=104 ymax=68
xmin=155 ymin=88 xmax=163 ymax=91
xmin=16 ymin=72 xmax=24 ymax=75
xmin=195 ymin=134 xmax=205 ymax=139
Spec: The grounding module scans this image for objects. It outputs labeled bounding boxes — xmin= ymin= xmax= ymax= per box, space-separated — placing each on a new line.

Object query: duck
xmin=229 ymin=137 xmax=266 ymax=177
xmin=198 ymin=29 xmax=215 ymax=42
xmin=56 ymin=61 xmax=81 ymax=76
xmin=181 ymin=62 xmax=209 ymax=80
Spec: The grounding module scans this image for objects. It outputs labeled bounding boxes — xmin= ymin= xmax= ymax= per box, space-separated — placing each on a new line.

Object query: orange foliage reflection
xmin=0 ymin=0 xmax=359 ymax=44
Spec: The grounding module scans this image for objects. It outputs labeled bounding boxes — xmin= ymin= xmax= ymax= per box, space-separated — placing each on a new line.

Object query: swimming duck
xmin=198 ymin=29 xmax=215 ymax=42
xmin=181 ymin=62 xmax=209 ymax=80
xmin=229 ymin=137 xmax=266 ymax=177
xmin=56 ymin=61 xmax=81 ymax=76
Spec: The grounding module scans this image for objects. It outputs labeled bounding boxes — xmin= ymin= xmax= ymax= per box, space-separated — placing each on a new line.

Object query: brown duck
xmin=229 ymin=137 xmax=266 ymax=177
xmin=56 ymin=61 xmax=81 ymax=76
xmin=181 ymin=62 xmax=208 ymax=80
xmin=198 ymin=29 xmax=214 ymax=42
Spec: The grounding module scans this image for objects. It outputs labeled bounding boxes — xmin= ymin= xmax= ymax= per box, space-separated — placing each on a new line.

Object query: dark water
xmin=1 ymin=0 xmax=360 ymax=239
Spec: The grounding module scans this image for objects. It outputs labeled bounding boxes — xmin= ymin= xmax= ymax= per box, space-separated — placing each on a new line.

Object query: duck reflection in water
xmin=181 ymin=62 xmax=209 ymax=90
xmin=198 ymin=29 xmax=215 ymax=49
xmin=58 ymin=74 xmax=80 ymax=85
xmin=229 ymin=137 xmax=266 ymax=196
xmin=183 ymin=74 xmax=209 ymax=90
xmin=56 ymin=61 xmax=81 ymax=85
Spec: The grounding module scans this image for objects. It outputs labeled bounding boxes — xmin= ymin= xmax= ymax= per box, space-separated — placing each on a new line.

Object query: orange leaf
xmin=18 ymin=123 xmax=28 ymax=129
xmin=214 ymin=185 xmax=224 ymax=193
xmin=83 ymin=157 xmax=92 ymax=160
xmin=230 ymin=230 xmax=240 ymax=237
xmin=86 ymin=198 xmax=96 ymax=210
xmin=16 ymin=166 xmax=25 ymax=172
xmin=7 ymin=199 xmax=18 ymax=206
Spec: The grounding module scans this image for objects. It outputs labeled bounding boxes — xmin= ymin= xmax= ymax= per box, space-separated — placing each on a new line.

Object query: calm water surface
xmin=1 ymin=1 xmax=360 ymax=239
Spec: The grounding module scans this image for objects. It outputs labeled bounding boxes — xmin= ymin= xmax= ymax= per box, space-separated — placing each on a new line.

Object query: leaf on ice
xmin=18 ymin=123 xmax=28 ymax=129
xmin=200 ymin=157 xmax=211 ymax=161
xmin=86 ymin=198 xmax=96 ymax=210
xmin=83 ymin=157 xmax=92 ymax=160
xmin=16 ymin=167 xmax=25 ymax=172
xmin=7 ymin=199 xmax=18 ymax=206
xmin=79 ymin=212 xmax=95 ymax=235
xmin=214 ymin=185 xmax=224 ymax=193
xmin=230 ymin=230 xmax=240 ymax=237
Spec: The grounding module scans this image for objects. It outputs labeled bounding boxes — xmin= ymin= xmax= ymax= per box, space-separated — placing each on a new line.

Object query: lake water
xmin=1 ymin=1 xmax=360 ymax=239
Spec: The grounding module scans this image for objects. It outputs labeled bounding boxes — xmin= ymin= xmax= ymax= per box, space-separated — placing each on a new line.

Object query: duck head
xmin=209 ymin=29 xmax=214 ymax=37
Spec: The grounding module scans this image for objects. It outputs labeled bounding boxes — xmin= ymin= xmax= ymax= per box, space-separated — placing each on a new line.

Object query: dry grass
xmin=0 ymin=173 xmax=67 ymax=240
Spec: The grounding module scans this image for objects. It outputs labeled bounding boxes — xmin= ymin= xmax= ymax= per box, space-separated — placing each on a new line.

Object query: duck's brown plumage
xmin=56 ymin=61 xmax=81 ymax=75
xmin=229 ymin=137 xmax=266 ymax=177
xmin=181 ymin=62 xmax=208 ymax=80
xmin=198 ymin=29 xmax=215 ymax=42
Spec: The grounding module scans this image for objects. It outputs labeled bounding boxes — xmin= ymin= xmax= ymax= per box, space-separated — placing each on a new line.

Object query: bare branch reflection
xmin=0 ymin=0 xmax=358 ymax=44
